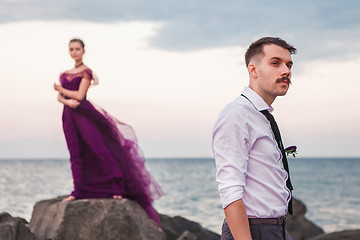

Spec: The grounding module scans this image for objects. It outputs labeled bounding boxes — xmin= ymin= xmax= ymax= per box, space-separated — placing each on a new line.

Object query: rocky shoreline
xmin=0 ymin=196 xmax=359 ymax=240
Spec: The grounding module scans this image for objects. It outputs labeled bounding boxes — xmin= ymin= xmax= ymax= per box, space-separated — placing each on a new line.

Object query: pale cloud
xmin=0 ymin=20 xmax=359 ymax=158
xmin=0 ymin=0 xmax=359 ymax=60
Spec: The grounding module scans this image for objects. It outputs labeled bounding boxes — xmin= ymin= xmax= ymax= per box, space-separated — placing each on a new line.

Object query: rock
xmin=160 ymin=214 xmax=220 ymax=240
xmin=307 ymin=230 xmax=360 ymax=240
xmin=175 ymin=231 xmax=198 ymax=240
xmin=286 ymin=198 xmax=324 ymax=240
xmin=0 ymin=212 xmax=37 ymax=240
xmin=29 ymin=196 xmax=165 ymax=240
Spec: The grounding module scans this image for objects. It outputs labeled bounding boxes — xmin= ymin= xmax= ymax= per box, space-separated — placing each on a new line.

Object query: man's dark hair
xmin=245 ymin=37 xmax=297 ymax=66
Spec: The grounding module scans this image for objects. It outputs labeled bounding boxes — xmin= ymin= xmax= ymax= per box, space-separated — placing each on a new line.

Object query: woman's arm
xmin=57 ymin=93 xmax=81 ymax=109
xmin=54 ymin=77 xmax=91 ymax=101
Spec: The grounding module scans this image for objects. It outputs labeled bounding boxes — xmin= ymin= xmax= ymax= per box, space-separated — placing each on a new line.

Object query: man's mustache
xmin=276 ymin=77 xmax=291 ymax=85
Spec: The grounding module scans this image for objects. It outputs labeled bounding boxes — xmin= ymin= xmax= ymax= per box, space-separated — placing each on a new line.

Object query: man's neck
xmin=248 ymin=86 xmax=275 ymax=107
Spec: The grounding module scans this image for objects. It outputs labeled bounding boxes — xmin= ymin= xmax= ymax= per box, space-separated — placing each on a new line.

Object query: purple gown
xmin=59 ymin=68 xmax=163 ymax=226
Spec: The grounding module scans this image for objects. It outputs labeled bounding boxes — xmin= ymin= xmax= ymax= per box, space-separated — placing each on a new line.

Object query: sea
xmin=0 ymin=158 xmax=359 ymax=234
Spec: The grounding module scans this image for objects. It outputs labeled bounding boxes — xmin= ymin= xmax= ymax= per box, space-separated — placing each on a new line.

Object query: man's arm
xmin=212 ymin=105 xmax=253 ymax=239
xmin=224 ymin=199 xmax=252 ymax=240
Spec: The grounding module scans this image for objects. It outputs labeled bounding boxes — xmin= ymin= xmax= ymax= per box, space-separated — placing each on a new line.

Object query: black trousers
xmin=221 ymin=219 xmax=294 ymax=240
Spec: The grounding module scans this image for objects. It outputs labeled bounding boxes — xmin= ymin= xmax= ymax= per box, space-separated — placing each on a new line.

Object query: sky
xmin=0 ymin=0 xmax=359 ymax=158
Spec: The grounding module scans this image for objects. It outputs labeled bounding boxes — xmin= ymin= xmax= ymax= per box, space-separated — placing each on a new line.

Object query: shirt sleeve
xmin=212 ymin=105 xmax=251 ymax=208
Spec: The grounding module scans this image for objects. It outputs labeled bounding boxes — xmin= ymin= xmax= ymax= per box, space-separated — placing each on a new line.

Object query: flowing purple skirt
xmin=62 ymin=99 xmax=163 ymax=226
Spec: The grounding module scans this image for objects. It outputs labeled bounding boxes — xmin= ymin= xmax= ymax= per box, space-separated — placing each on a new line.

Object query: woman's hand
xmin=68 ymin=99 xmax=81 ymax=109
xmin=54 ymin=83 xmax=62 ymax=92
xmin=57 ymin=93 xmax=80 ymax=109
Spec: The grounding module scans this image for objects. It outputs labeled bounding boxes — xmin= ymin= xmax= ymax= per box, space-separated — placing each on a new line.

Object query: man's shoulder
xmin=221 ymin=96 xmax=254 ymax=115
xmin=216 ymin=96 xmax=256 ymax=124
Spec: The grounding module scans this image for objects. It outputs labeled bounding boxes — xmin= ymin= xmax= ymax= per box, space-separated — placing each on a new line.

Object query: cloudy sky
xmin=1 ymin=0 xmax=359 ymax=158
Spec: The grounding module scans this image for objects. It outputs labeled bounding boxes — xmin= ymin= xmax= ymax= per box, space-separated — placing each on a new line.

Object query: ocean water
xmin=0 ymin=158 xmax=359 ymax=234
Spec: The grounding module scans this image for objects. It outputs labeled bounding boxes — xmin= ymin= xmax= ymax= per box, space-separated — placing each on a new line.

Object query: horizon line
xmin=1 ymin=157 xmax=360 ymax=161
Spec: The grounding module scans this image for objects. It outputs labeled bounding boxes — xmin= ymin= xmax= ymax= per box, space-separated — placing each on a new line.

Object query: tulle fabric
xmin=60 ymin=68 xmax=163 ymax=225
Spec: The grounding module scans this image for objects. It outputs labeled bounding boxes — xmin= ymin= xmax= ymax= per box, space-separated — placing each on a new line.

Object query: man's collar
xmin=241 ymin=87 xmax=274 ymax=113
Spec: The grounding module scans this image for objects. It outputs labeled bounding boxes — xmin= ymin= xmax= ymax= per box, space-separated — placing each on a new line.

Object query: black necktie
xmin=261 ymin=110 xmax=293 ymax=215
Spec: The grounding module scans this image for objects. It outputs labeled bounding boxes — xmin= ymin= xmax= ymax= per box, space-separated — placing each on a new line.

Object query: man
xmin=212 ymin=37 xmax=296 ymax=240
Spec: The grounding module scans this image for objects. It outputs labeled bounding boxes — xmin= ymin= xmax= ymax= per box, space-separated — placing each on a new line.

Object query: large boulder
xmin=0 ymin=212 xmax=37 ymax=240
xmin=29 ymin=196 xmax=165 ymax=240
xmin=286 ymin=198 xmax=324 ymax=240
xmin=308 ymin=230 xmax=360 ymax=240
xmin=160 ymin=214 xmax=220 ymax=240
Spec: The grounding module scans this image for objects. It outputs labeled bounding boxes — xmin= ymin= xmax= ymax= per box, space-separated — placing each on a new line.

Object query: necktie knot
xmin=260 ymin=109 xmax=273 ymax=121
xmin=260 ymin=109 xmax=271 ymax=115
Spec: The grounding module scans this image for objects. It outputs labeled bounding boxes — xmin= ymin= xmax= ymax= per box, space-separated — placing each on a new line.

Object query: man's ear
xmin=247 ymin=63 xmax=257 ymax=79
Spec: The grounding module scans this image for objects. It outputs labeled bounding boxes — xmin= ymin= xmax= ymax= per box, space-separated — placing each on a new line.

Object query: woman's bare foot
xmin=113 ymin=195 xmax=123 ymax=199
xmin=62 ymin=195 xmax=75 ymax=202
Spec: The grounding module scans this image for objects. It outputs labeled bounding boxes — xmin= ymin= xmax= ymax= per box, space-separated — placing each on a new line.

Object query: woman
xmin=54 ymin=38 xmax=163 ymax=227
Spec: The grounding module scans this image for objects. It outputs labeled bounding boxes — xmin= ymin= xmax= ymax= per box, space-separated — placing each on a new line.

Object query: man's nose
xmin=281 ymin=64 xmax=291 ymax=77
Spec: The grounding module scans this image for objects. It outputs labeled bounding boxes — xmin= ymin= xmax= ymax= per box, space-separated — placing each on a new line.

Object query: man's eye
xmin=272 ymin=62 xmax=279 ymax=66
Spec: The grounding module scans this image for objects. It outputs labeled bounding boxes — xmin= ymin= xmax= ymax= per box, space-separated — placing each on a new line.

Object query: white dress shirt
xmin=212 ymin=87 xmax=291 ymax=218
